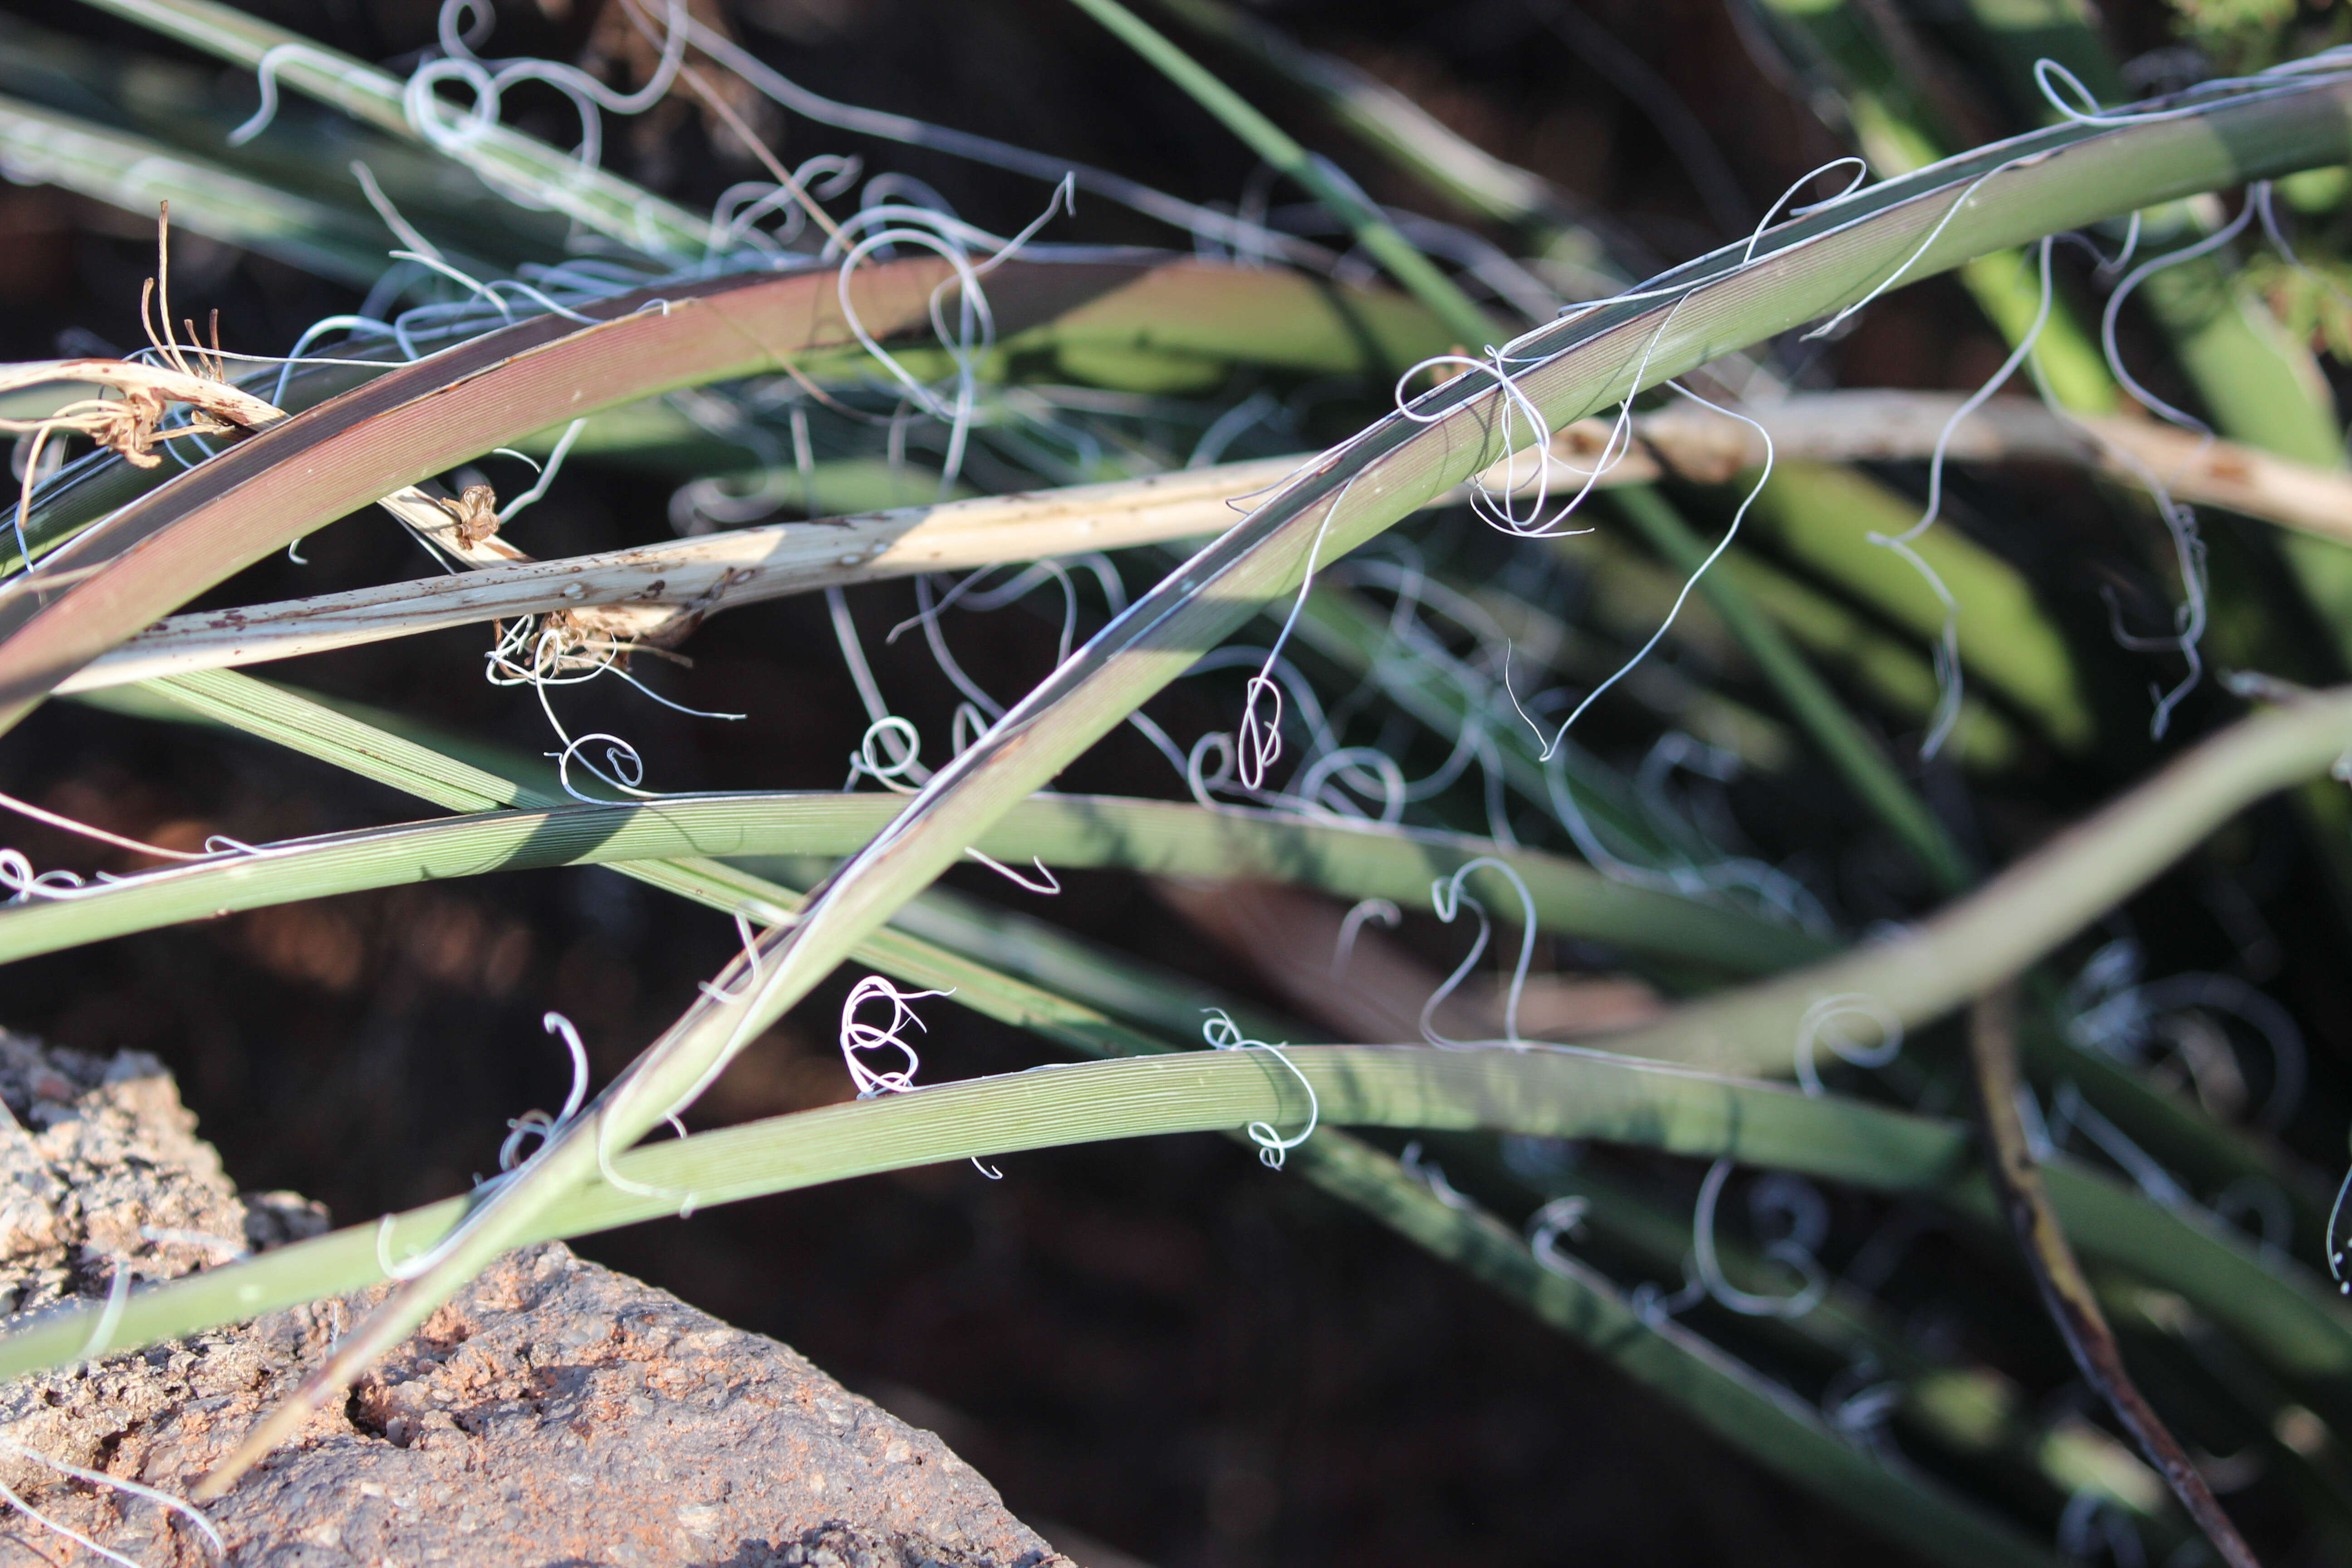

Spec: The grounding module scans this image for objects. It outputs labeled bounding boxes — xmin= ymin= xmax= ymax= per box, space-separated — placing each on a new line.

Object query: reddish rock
xmin=0 ymin=1033 xmax=1069 ymax=1568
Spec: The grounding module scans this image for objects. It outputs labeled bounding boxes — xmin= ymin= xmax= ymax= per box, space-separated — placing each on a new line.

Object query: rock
xmin=0 ymin=1030 xmax=273 ymax=1322
xmin=0 ymin=1031 xmax=1069 ymax=1568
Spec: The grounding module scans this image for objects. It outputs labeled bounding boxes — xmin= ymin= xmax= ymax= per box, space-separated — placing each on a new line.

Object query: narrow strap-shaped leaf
xmin=1145 ymin=0 xmax=1604 ymax=241
xmin=0 ymin=780 xmax=1819 ymax=975
xmin=1063 ymin=0 xmax=1500 ymax=348
xmin=0 ymin=254 xmax=1152 ymax=726
xmin=114 ymin=669 xmax=1177 ymax=1058
xmin=1610 ymin=485 xmax=1974 ymax=891
xmin=0 ymin=93 xmax=421 ymax=286
xmin=126 ymin=670 xmax=2352 ymax=1409
xmin=13 ymin=1039 xmax=2342 ymax=1447
xmin=73 ymin=0 xmax=720 ymax=260
xmin=0 ymin=1046 xmax=1966 ymax=1378
xmin=11 ymin=63 xmax=2350 ymax=740
xmin=63 ymin=454 xmax=1312 ymax=690
xmin=71 ymin=389 xmax=2352 ymax=689
xmin=1287 ymin=1133 xmax=2063 ymax=1568
xmin=109 ymin=677 xmax=2327 ymax=1515
xmin=1599 ymin=690 xmax=2352 ymax=1073
xmin=746 ymin=840 xmax=2352 ymax=1412
xmin=182 ymin=77 xmax=2352 ymax=1479
xmin=0 ymin=1064 xmax=2057 ymax=1566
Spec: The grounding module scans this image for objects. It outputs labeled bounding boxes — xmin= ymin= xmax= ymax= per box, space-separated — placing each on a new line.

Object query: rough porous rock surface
xmin=0 ymin=1031 xmax=1068 ymax=1568
xmin=0 ymin=1029 xmax=320 ymax=1321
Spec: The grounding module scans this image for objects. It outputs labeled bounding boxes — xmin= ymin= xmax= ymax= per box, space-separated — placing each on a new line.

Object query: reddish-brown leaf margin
xmin=0 ymin=255 xmax=1161 ymax=731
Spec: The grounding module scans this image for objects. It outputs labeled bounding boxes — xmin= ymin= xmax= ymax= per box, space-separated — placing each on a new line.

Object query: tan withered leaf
xmin=0 ymin=255 xmax=1153 ymax=735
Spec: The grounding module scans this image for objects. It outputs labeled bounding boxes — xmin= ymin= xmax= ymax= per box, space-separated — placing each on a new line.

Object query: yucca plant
xmin=7 ymin=0 xmax=2352 ymax=1560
